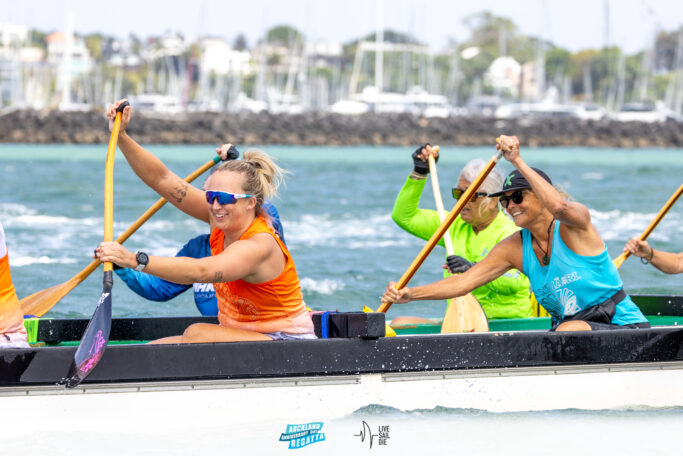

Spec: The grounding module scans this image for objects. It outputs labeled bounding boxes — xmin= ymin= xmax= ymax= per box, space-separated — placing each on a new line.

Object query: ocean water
xmin=1 ymin=144 xmax=682 ymax=453
xmin=1 ymin=144 xmax=681 ymax=319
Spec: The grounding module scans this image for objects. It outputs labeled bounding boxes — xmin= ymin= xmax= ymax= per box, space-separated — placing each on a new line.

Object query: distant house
xmin=46 ymin=31 xmax=93 ymax=75
xmin=143 ymin=31 xmax=187 ymax=61
xmin=199 ymin=37 xmax=251 ymax=75
xmin=0 ymin=24 xmax=29 ymax=48
xmin=105 ymin=36 xmax=142 ymax=69
xmin=0 ymin=24 xmax=48 ymax=108
xmin=520 ymin=61 xmax=542 ymax=101
xmin=306 ymin=40 xmax=344 ymax=68
xmin=484 ymin=56 xmax=521 ymax=97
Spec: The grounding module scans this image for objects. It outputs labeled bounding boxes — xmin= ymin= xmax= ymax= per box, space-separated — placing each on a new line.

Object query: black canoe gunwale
xmin=28 ymin=294 xmax=683 ymax=344
xmin=2 ymin=294 xmax=681 ymax=388
xmin=2 ymin=326 xmax=683 ymax=388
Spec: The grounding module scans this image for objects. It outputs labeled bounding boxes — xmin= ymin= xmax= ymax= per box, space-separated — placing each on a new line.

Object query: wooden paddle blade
xmin=20 ymin=276 xmax=85 ymax=318
xmin=612 ymin=252 xmax=628 ymax=269
xmin=441 ymin=295 xmax=489 ymax=333
xmin=62 ymin=272 xmax=113 ymax=388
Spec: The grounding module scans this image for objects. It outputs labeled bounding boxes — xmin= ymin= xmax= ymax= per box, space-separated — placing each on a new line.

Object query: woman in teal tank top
xmin=382 ymin=135 xmax=649 ymax=332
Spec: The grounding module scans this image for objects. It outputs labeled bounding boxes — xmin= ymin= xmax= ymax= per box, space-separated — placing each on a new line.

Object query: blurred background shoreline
xmin=2 ymin=110 xmax=682 ymax=147
xmin=1 ymin=1 xmax=682 ymax=147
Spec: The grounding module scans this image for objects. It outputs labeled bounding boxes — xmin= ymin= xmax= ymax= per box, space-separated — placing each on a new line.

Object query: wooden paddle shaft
xmin=19 ymin=156 xmax=220 ymax=315
xmin=614 ymin=182 xmax=683 ymax=267
xmin=427 ymin=152 xmax=455 ymax=256
xmin=67 ymin=158 xmax=221 ymax=278
xmin=69 ymin=157 xmax=220 ymax=277
xmin=634 ymin=182 xmax=683 ymax=241
xmin=103 ymin=111 xmax=122 ymax=271
xmin=378 ymin=149 xmax=503 ymax=313
xmin=116 ymin=156 xmax=220 ymax=245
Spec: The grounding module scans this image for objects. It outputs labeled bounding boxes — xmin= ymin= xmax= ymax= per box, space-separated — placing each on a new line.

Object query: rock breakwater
xmin=1 ymin=109 xmax=682 ymax=148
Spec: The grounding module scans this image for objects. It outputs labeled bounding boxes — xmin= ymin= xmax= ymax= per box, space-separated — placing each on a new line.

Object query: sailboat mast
xmin=375 ymin=0 xmax=384 ymax=98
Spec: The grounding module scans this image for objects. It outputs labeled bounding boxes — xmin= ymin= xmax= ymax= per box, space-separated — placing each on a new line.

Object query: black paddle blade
xmin=61 ymin=272 xmax=113 ymax=389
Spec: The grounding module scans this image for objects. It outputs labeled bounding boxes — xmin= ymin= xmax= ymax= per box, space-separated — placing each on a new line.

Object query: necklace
xmin=533 ymin=217 xmax=555 ymax=266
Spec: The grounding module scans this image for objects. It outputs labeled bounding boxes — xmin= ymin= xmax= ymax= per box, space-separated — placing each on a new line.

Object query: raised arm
xmin=106 ymin=100 xmax=209 ymax=223
xmin=497 ymin=135 xmax=591 ymax=230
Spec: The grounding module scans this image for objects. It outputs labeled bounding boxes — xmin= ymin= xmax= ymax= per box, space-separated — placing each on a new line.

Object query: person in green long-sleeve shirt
xmin=391 ymin=144 xmax=532 ymax=323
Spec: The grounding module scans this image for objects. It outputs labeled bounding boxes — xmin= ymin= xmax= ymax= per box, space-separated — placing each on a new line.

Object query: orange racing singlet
xmin=209 ymin=216 xmax=313 ymax=335
xmin=0 ymin=222 xmax=25 ymax=336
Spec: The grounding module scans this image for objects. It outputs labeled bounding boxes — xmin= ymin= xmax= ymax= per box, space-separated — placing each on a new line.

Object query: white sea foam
xmin=300 ymin=277 xmax=345 ymax=295
xmin=7 ymin=213 xmax=100 ymax=228
xmin=10 ymin=255 xmax=77 ymax=267
xmin=581 ymin=172 xmax=604 ymax=180
xmin=0 ymin=203 xmax=37 ymax=217
xmin=590 ymin=209 xmax=682 ymax=242
xmin=284 ymin=213 xmax=409 ymax=248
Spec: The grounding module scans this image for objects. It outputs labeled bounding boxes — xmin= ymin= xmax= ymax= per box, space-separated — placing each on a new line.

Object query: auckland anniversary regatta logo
xmin=279 ymin=422 xmax=326 ymax=449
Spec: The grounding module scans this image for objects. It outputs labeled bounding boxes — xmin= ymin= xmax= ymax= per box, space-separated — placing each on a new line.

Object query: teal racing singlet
xmin=521 ymin=221 xmax=647 ymax=325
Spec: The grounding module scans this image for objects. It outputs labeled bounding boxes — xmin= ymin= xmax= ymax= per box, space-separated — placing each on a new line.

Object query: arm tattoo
xmin=171 ymin=180 xmax=189 ymax=203
xmin=213 ymin=271 xmax=224 ymax=282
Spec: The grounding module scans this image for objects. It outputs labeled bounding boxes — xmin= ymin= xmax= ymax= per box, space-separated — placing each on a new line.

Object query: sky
xmin=1 ymin=0 xmax=682 ymax=54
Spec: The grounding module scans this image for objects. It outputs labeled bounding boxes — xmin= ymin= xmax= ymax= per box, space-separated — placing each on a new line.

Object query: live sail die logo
xmin=279 ymin=422 xmax=326 ymax=449
xmin=354 ymin=421 xmax=390 ymax=448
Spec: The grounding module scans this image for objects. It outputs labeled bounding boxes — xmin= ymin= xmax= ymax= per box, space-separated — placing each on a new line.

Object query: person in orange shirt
xmin=95 ymin=99 xmax=315 ymax=343
xmin=0 ymin=221 xmax=29 ymax=348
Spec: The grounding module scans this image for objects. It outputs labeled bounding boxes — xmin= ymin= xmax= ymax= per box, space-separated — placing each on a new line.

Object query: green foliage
xmin=546 ymin=47 xmax=571 ymax=80
xmin=84 ymin=34 xmax=104 ymax=61
xmin=29 ymin=30 xmax=47 ymax=49
xmin=266 ymin=25 xmax=305 ymax=47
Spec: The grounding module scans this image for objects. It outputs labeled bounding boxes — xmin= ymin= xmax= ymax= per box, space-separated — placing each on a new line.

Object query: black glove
xmin=412 ymin=143 xmax=437 ymax=175
xmin=225 ymin=146 xmax=240 ymax=161
xmin=446 ymin=255 xmax=474 ymax=274
xmin=223 ymin=145 xmax=239 ymax=161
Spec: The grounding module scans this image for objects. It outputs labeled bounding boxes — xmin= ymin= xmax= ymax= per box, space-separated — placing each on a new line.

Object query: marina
xmin=1 ymin=1 xmax=683 ymax=452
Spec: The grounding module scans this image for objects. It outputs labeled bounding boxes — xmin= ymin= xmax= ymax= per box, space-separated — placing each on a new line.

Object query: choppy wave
xmin=591 ymin=209 xmax=682 ymax=242
xmin=300 ymin=277 xmax=345 ymax=295
xmin=0 ymin=203 xmax=36 ymax=217
xmin=10 ymin=255 xmax=77 ymax=267
xmin=581 ymin=172 xmax=604 ymax=180
xmin=285 ymin=213 xmax=412 ymax=248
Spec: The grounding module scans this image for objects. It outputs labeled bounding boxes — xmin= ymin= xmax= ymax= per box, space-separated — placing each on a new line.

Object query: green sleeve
xmin=482 ymin=266 xmax=529 ymax=295
xmin=391 ymin=176 xmax=445 ymax=247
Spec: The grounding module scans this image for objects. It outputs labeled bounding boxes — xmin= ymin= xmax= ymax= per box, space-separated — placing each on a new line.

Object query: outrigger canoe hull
xmin=1 ymin=294 xmax=683 ymax=425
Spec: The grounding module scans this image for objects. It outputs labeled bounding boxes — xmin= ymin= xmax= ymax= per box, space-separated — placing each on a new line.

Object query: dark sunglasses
xmin=452 ymin=188 xmax=488 ymax=201
xmin=499 ymin=190 xmax=529 ymax=209
xmin=205 ymin=190 xmax=254 ymax=205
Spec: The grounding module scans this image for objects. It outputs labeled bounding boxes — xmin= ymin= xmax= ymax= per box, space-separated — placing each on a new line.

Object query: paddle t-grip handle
xmin=116 ymin=100 xmax=130 ymax=113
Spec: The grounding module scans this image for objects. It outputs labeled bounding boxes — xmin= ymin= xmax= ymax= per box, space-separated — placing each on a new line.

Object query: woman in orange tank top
xmin=0 ymin=221 xmax=29 ymax=348
xmin=96 ymin=100 xmax=314 ymax=343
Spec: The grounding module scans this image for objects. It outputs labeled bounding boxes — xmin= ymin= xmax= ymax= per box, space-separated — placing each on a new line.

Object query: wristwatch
xmin=134 ymin=251 xmax=149 ymax=271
